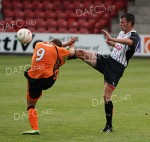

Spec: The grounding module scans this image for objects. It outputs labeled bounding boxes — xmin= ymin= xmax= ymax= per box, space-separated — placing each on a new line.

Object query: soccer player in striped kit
xmin=75 ymin=13 xmax=140 ymax=132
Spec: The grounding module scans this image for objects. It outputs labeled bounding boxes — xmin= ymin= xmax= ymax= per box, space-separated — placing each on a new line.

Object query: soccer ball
xmin=17 ymin=28 xmax=32 ymax=44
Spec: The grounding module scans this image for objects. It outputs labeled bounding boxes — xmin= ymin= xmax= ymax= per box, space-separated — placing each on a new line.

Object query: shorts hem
xmin=106 ymin=83 xmax=115 ymax=90
xmin=26 ymin=94 xmax=42 ymax=101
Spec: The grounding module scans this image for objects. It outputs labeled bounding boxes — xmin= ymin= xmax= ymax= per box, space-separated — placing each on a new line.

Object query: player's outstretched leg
xmin=75 ymin=49 xmax=97 ymax=67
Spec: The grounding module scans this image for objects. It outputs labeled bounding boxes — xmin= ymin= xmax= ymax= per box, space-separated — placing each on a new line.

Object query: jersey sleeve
xmin=129 ymin=32 xmax=140 ymax=48
xmin=58 ymin=47 xmax=70 ymax=58
xmin=59 ymin=57 xmax=65 ymax=67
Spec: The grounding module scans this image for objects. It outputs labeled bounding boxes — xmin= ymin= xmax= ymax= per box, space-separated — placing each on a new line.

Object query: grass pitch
xmin=0 ymin=55 xmax=150 ymax=142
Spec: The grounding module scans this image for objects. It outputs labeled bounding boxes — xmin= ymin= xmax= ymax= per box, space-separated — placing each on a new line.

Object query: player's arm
xmin=105 ymin=40 xmax=116 ymax=47
xmin=101 ymin=30 xmax=133 ymax=46
xmin=58 ymin=44 xmax=75 ymax=58
xmin=62 ymin=37 xmax=78 ymax=47
xmin=109 ymin=38 xmax=133 ymax=46
xmin=68 ymin=43 xmax=75 ymax=56
xmin=58 ymin=45 xmax=75 ymax=66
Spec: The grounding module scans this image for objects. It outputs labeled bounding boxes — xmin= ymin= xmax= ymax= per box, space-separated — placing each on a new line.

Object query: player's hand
xmin=64 ymin=37 xmax=78 ymax=47
xmin=101 ymin=30 xmax=112 ymax=41
xmin=68 ymin=37 xmax=78 ymax=45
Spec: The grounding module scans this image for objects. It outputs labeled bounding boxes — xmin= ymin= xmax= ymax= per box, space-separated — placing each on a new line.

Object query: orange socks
xmin=28 ymin=108 xmax=39 ymax=130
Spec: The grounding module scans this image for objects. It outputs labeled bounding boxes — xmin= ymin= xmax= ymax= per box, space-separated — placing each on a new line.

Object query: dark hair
xmin=50 ymin=39 xmax=62 ymax=47
xmin=121 ymin=13 xmax=135 ymax=26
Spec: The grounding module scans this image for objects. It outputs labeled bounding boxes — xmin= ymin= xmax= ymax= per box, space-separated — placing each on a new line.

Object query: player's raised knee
xmin=75 ymin=49 xmax=86 ymax=59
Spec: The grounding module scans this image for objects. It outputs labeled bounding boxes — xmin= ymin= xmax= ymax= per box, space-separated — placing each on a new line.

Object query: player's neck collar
xmin=122 ymin=30 xmax=136 ymax=34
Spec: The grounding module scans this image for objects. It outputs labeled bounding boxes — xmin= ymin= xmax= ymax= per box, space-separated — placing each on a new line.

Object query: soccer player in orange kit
xmin=22 ymin=37 xmax=77 ymax=135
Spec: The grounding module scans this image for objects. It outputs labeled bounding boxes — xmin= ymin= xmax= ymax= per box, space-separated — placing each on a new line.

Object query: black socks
xmin=105 ymin=101 xmax=113 ymax=127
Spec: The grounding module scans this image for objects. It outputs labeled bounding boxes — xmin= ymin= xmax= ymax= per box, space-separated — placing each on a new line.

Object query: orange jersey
xmin=28 ymin=42 xmax=70 ymax=79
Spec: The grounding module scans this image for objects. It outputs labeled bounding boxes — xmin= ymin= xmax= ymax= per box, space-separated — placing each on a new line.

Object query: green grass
xmin=0 ymin=55 xmax=150 ymax=142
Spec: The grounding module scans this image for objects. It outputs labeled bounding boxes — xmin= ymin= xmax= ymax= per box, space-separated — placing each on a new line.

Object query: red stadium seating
xmin=24 ymin=10 xmax=35 ymax=19
xmin=32 ymin=2 xmax=43 ymax=10
xmin=88 ymin=18 xmax=96 ymax=26
xmin=93 ymin=19 xmax=110 ymax=33
xmin=73 ymin=1 xmax=85 ymax=10
xmin=52 ymin=1 xmax=65 ymax=10
xmin=45 ymin=10 xmax=56 ymax=19
xmin=37 ymin=27 xmax=47 ymax=33
xmin=4 ymin=17 xmax=13 ymax=21
xmin=78 ymin=20 xmax=89 ymax=28
xmin=2 ymin=0 xmax=12 ymax=9
xmin=115 ymin=1 xmax=127 ymax=12
xmin=1 ymin=0 xmax=128 ymax=33
xmin=83 ymin=1 xmax=94 ymax=8
xmin=57 ymin=19 xmax=68 ymax=28
xmin=79 ymin=28 xmax=89 ymax=34
xmin=36 ymin=19 xmax=47 ymax=28
xmin=68 ymin=27 xmax=79 ymax=33
xmin=13 ymin=10 xmax=24 ymax=19
xmin=5 ymin=28 xmax=16 ymax=32
xmin=34 ymin=10 xmax=45 ymax=19
xmin=55 ymin=10 xmax=68 ymax=20
xmin=66 ymin=10 xmax=77 ymax=20
xmin=28 ymin=27 xmax=37 ymax=33
xmin=103 ymin=0 xmax=114 ymax=5
xmin=3 ymin=9 xmax=14 ymax=19
xmin=63 ymin=0 xmax=72 ymax=8
xmin=68 ymin=21 xmax=78 ymax=28
xmin=103 ymin=13 xmax=111 ymax=20
xmin=0 ymin=20 xmax=6 ymax=32
xmin=0 ymin=20 xmax=5 ymax=25
xmin=90 ymin=13 xmax=101 ymax=19
xmin=58 ymin=27 xmax=68 ymax=33
xmin=47 ymin=27 xmax=57 ymax=33
xmin=94 ymin=0 xmax=103 ymax=6
xmin=43 ymin=2 xmax=53 ymax=10
xmin=2 ymin=8 xmax=12 ymax=15
xmin=46 ymin=19 xmax=57 ymax=28
xmin=15 ymin=20 xmax=26 ymax=29
xmin=23 ymin=1 xmax=33 ymax=10
xmin=13 ymin=2 xmax=23 ymax=9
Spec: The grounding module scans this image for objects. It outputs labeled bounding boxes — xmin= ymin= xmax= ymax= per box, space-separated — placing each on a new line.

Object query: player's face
xmin=120 ymin=17 xmax=128 ymax=32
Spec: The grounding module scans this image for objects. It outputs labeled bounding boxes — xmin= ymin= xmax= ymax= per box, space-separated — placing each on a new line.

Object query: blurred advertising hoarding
xmin=0 ymin=33 xmax=110 ymax=54
xmin=0 ymin=32 xmax=149 ymax=56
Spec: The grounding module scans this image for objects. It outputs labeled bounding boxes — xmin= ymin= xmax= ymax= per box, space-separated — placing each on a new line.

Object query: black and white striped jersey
xmin=110 ymin=30 xmax=140 ymax=67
